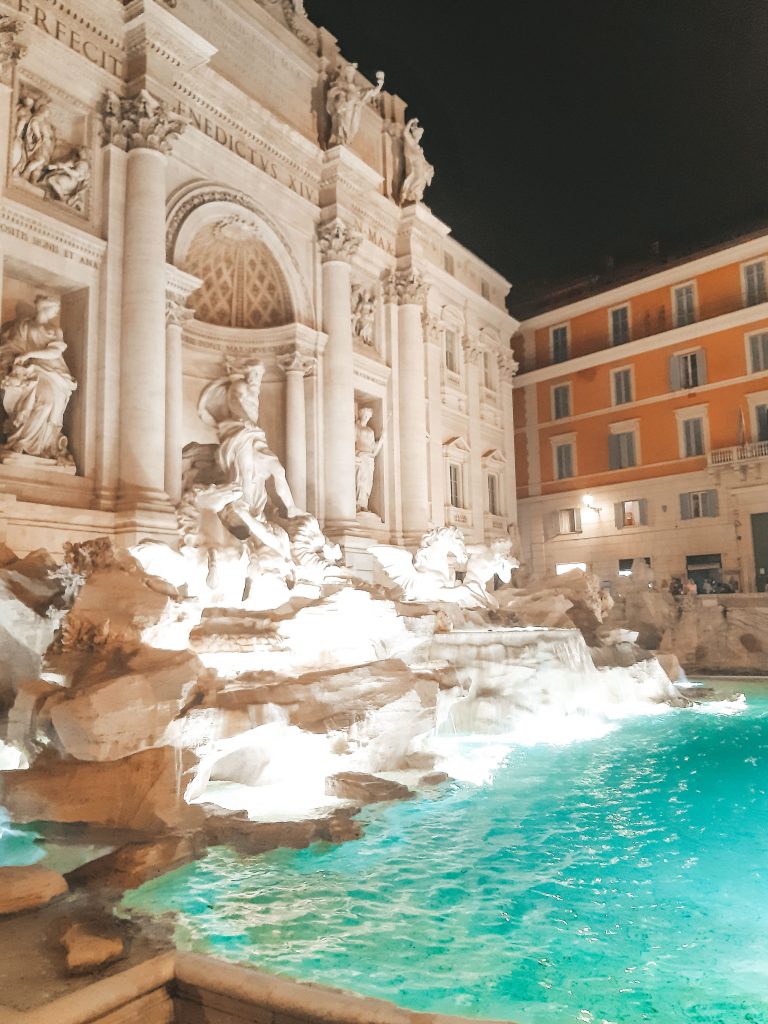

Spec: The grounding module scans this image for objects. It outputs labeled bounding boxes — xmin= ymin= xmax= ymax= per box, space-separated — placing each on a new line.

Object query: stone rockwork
xmin=0 ymin=864 xmax=68 ymax=915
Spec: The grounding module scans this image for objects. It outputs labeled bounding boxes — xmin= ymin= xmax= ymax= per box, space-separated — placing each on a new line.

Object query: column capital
xmin=462 ymin=335 xmax=483 ymax=365
xmin=498 ymin=349 xmax=520 ymax=380
xmin=317 ymin=217 xmax=361 ymax=263
xmin=165 ymin=298 xmax=194 ymax=327
xmin=277 ymin=350 xmax=316 ymax=376
xmin=395 ymin=268 xmax=427 ymax=306
xmin=0 ymin=15 xmax=26 ymax=68
xmin=103 ymin=89 xmax=187 ymax=154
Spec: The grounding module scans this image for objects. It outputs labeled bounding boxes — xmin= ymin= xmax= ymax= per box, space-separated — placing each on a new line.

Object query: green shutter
xmin=680 ymin=492 xmax=692 ymax=520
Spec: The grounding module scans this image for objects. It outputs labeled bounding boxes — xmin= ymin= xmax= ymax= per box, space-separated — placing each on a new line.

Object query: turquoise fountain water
xmin=121 ymin=682 xmax=768 ymax=1024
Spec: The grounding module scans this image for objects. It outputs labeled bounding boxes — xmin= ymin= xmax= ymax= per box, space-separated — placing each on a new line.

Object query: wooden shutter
xmin=573 ymin=507 xmax=582 ymax=532
xmin=704 ymin=490 xmax=719 ymax=517
xmin=608 ymin=434 xmax=620 ymax=470
xmin=638 ymin=498 xmax=648 ymax=525
xmin=614 ymin=502 xmax=625 ymax=529
xmin=680 ymin=492 xmax=692 ymax=520
xmin=696 ymin=348 xmax=707 ymax=386
xmin=669 ymin=354 xmax=681 ymax=391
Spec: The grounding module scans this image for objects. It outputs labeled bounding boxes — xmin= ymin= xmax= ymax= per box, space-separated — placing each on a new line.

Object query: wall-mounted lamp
xmin=582 ymin=493 xmax=602 ymax=516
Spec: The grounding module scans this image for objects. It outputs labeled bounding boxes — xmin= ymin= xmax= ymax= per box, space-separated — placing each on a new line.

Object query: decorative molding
xmin=103 ymin=89 xmax=186 ymax=153
xmin=0 ymin=197 xmax=105 ymax=270
xmin=0 ymin=14 xmax=26 ymax=67
xmin=316 ymin=217 xmax=361 ymax=263
xmin=277 ymin=349 xmax=315 ymax=376
xmin=165 ymin=298 xmax=194 ymax=328
xmin=462 ymin=335 xmax=483 ymax=365
xmin=395 ymin=268 xmax=427 ymax=306
xmin=498 ymin=350 xmax=520 ymax=380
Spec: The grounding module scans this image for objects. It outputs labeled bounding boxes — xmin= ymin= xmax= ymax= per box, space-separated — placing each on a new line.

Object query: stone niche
xmin=0 ymin=270 xmax=87 ymax=473
xmin=354 ymin=392 xmax=385 ymax=523
xmin=10 ymin=80 xmax=92 ymax=220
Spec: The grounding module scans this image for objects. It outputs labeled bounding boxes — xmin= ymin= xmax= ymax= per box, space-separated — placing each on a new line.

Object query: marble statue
xmin=351 ymin=287 xmax=375 ymax=347
xmin=198 ymin=361 xmax=301 ymax=521
xmin=13 ymin=97 xmax=56 ymax=184
xmin=400 ymin=118 xmax=434 ymax=205
xmin=0 ymin=296 xmax=77 ymax=465
xmin=462 ymin=539 xmax=519 ymax=608
xmin=326 ymin=63 xmax=384 ymax=147
xmin=370 ymin=526 xmax=469 ymax=603
xmin=41 ymin=148 xmax=90 ymax=210
xmin=354 ymin=407 xmax=384 ymax=513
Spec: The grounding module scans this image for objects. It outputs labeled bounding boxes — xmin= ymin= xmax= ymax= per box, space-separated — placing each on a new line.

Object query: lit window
xmin=673 ymin=284 xmax=696 ymax=327
xmin=744 ymin=261 xmax=767 ymax=306
xmin=558 ymin=507 xmax=581 ymax=534
xmin=681 ymin=417 xmax=705 ymax=458
xmin=556 ymin=561 xmax=587 ymax=575
xmin=618 ymin=556 xmax=652 ymax=575
xmin=614 ymin=499 xmax=648 ymax=528
xmin=680 ymin=489 xmax=719 ymax=519
xmin=608 ymin=430 xmax=637 ymax=469
xmin=612 ymin=368 xmax=633 ymax=405
xmin=610 ymin=306 xmax=630 ymax=345
xmin=552 ymin=384 xmax=571 ymax=420
xmin=555 ymin=442 xmax=574 ymax=479
xmin=748 ymin=332 xmax=768 ymax=373
xmin=445 ymin=330 xmax=459 ymax=374
xmin=551 ymin=325 xmax=569 ymax=363
xmin=670 ymin=349 xmax=707 ymax=390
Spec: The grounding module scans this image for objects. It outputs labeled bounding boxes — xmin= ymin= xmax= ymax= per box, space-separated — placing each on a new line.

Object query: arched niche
xmin=166 ymin=184 xmax=314 ymax=328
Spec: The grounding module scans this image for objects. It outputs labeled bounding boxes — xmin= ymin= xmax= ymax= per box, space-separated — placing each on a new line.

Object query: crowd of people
xmin=666 ymin=575 xmax=737 ymax=596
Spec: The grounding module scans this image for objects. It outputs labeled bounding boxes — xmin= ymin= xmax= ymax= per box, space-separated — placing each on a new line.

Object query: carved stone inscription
xmin=7 ymin=0 xmax=124 ymax=76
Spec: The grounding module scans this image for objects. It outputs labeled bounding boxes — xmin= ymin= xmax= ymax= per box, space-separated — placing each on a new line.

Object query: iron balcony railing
xmin=708 ymin=440 xmax=768 ymax=466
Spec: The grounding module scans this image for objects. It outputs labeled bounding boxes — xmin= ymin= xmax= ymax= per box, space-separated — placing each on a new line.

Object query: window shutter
xmin=705 ymin=489 xmax=719 ymax=517
xmin=608 ymin=434 xmax=619 ymax=470
xmin=680 ymin=492 xmax=692 ymax=520
xmin=697 ymin=348 xmax=708 ymax=386
xmin=626 ymin=432 xmax=637 ymax=466
xmin=669 ymin=354 xmax=681 ymax=391
xmin=573 ymin=507 xmax=582 ymax=532
xmin=638 ymin=498 xmax=648 ymax=525
xmin=750 ymin=335 xmax=761 ymax=373
xmin=757 ymin=405 xmax=768 ymax=443
xmin=614 ymin=502 xmax=625 ymax=529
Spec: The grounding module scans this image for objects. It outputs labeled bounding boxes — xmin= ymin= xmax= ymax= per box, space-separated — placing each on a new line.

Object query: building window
xmin=612 ymin=367 xmax=633 ymax=405
xmin=610 ymin=305 xmax=630 ymax=345
xmin=554 ymin=441 xmax=574 ymax=479
xmin=618 ymin=556 xmax=652 ymax=576
xmin=552 ymin=383 xmax=571 ymax=420
xmin=681 ymin=417 xmax=705 ymax=457
xmin=756 ymin=404 xmax=768 ymax=442
xmin=614 ymin=498 xmax=648 ymax=528
xmin=680 ymin=489 xmax=719 ymax=520
xmin=669 ymin=349 xmax=707 ymax=390
xmin=555 ymin=561 xmax=587 ymax=575
xmin=483 ymin=350 xmax=496 ymax=390
xmin=748 ymin=331 xmax=768 ymax=373
xmin=487 ymin=472 xmax=500 ymax=515
xmin=559 ymin=507 xmax=581 ymax=534
xmin=444 ymin=252 xmax=454 ymax=275
xmin=673 ymin=283 xmax=696 ymax=327
xmin=448 ymin=462 xmax=463 ymax=508
xmin=744 ymin=260 xmax=768 ymax=306
xmin=551 ymin=324 xmax=569 ymax=363
xmin=445 ymin=329 xmax=459 ymax=374
xmin=608 ymin=430 xmax=637 ymax=469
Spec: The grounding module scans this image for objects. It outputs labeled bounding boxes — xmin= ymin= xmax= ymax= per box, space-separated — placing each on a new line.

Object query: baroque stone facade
xmin=0 ymin=0 xmax=518 ymax=566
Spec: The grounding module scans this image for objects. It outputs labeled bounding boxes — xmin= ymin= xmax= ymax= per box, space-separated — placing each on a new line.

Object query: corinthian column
xmin=104 ymin=90 xmax=186 ymax=509
xmin=277 ymin=350 xmax=315 ymax=511
xmin=396 ymin=268 xmax=430 ymax=542
xmin=317 ymin=217 xmax=361 ymax=532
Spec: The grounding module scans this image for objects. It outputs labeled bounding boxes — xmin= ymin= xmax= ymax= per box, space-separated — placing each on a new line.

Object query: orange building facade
xmin=514 ymin=232 xmax=768 ymax=592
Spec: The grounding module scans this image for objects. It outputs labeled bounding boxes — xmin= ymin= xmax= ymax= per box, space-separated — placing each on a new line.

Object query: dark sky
xmin=306 ymin=0 xmax=768 ymax=306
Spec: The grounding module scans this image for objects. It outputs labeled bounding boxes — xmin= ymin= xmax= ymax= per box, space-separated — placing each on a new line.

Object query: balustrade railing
xmin=708 ymin=440 xmax=768 ymax=466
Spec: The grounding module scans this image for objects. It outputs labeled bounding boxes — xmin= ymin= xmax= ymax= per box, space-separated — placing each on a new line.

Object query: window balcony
xmin=445 ymin=505 xmax=473 ymax=528
xmin=708 ymin=441 xmax=768 ymax=467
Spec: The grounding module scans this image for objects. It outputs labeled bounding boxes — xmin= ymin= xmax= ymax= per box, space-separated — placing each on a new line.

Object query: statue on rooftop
xmin=400 ymin=117 xmax=434 ymax=205
xmin=326 ymin=63 xmax=384 ymax=147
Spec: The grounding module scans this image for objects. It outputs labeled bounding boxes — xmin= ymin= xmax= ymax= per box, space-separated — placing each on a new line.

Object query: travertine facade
xmin=0 ymin=0 xmax=518 ymax=570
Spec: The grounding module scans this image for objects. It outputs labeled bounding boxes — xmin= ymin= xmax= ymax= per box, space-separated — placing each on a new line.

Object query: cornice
xmin=0 ymin=197 xmax=106 ymax=268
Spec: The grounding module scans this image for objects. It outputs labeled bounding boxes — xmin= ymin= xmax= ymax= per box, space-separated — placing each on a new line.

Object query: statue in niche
xmin=13 ymin=97 xmax=56 ymax=183
xmin=0 ymin=295 xmax=77 ymax=465
xmin=351 ymin=287 xmax=375 ymax=347
xmin=40 ymin=148 xmax=90 ymax=211
xmin=326 ymin=63 xmax=384 ymax=147
xmin=400 ymin=118 xmax=434 ymax=205
xmin=354 ymin=407 xmax=384 ymax=513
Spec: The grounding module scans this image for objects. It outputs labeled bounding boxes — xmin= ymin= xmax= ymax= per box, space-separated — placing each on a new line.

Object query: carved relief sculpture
xmin=40 ymin=148 xmax=91 ymax=211
xmin=351 ymin=286 xmax=375 ymax=346
xmin=354 ymin=407 xmax=384 ymax=513
xmin=0 ymin=295 xmax=77 ymax=466
xmin=12 ymin=94 xmax=91 ymax=212
xmin=400 ymin=118 xmax=434 ymax=205
xmin=326 ymin=63 xmax=384 ymax=147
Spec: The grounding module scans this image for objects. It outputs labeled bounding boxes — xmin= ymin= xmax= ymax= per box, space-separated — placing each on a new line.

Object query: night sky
xmin=307 ymin=0 xmax=768 ymax=309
